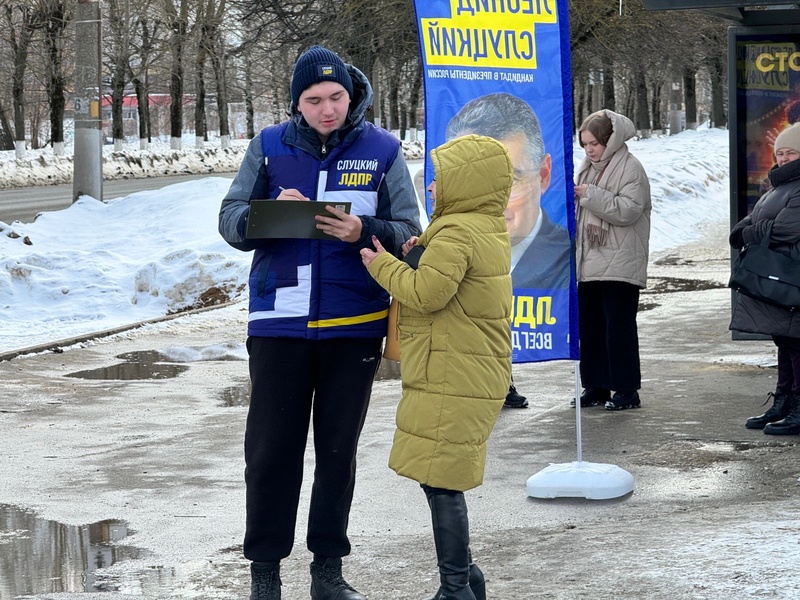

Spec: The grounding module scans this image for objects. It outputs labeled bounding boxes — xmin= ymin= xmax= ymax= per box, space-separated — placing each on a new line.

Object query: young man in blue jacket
xmin=218 ymin=45 xmax=421 ymax=600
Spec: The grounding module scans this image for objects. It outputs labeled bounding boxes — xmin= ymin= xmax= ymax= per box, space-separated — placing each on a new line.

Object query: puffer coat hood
xmin=599 ymin=109 xmax=636 ymax=161
xmin=367 ymin=134 xmax=513 ymax=491
xmin=575 ymin=110 xmax=651 ymax=287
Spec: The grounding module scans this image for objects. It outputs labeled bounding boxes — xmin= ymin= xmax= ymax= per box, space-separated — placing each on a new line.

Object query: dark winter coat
xmin=729 ymin=158 xmax=800 ymax=338
xmin=218 ymin=64 xmax=421 ymax=340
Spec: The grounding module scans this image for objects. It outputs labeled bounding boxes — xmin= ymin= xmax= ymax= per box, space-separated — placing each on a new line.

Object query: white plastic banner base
xmin=526 ymin=461 xmax=634 ymax=500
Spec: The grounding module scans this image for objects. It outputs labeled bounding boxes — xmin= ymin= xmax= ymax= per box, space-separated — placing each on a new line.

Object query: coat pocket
xmin=398 ymin=321 xmax=432 ymax=388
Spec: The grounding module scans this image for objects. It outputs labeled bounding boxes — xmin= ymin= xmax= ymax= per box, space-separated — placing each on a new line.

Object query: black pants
xmin=578 ymin=280 xmax=641 ymax=393
xmin=243 ymin=336 xmax=382 ymax=562
xmin=773 ymin=336 xmax=800 ymax=394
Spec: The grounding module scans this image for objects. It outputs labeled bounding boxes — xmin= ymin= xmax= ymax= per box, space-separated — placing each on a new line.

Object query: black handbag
xmin=728 ymin=222 xmax=800 ymax=311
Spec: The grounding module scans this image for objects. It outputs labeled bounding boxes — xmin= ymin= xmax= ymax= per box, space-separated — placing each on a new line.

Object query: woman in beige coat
xmin=360 ymin=134 xmax=513 ymax=600
xmin=574 ymin=109 xmax=651 ymax=411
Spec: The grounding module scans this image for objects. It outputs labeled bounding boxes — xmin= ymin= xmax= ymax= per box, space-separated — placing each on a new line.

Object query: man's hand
xmin=316 ymin=204 xmax=363 ymax=242
xmin=277 ymin=187 xmax=309 ymax=201
xmin=360 ymin=235 xmax=386 ymax=267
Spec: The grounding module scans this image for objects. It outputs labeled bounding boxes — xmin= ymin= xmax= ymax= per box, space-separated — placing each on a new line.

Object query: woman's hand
xmin=316 ymin=204 xmax=363 ymax=242
xmin=360 ymin=235 xmax=386 ymax=267
xmin=401 ymin=236 xmax=419 ymax=257
xmin=574 ymin=184 xmax=589 ymax=199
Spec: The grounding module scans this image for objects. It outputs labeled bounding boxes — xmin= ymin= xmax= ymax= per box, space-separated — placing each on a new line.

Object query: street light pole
xmin=73 ymin=0 xmax=103 ymax=203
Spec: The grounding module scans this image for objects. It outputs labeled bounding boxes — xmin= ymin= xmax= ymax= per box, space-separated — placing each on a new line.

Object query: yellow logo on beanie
xmin=320 ymin=65 xmax=333 ymax=76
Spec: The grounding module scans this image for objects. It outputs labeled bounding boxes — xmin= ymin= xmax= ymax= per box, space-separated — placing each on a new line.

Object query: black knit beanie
xmin=291 ymin=45 xmax=354 ymax=106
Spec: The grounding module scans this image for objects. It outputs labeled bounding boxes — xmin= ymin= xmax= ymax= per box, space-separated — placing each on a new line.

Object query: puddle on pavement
xmin=65 ymin=343 xmax=248 ymax=381
xmin=65 ymin=350 xmax=189 ymax=380
xmin=65 ymin=343 xmax=397 ymax=389
xmin=645 ymin=276 xmax=726 ymax=294
xmin=0 ymin=504 xmax=175 ymax=597
xmin=637 ymin=277 xmax=727 ymax=312
xmin=218 ymin=379 xmax=251 ymax=407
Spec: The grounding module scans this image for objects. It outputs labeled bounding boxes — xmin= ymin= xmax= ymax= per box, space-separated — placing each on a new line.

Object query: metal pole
xmin=574 ymin=361 xmax=582 ymax=464
xmin=73 ymin=0 xmax=103 ymax=202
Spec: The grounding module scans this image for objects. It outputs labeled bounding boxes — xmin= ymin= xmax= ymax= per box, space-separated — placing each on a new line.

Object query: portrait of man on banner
xmin=445 ymin=93 xmax=572 ymax=292
xmin=412 ymin=0 xmax=577 ymax=363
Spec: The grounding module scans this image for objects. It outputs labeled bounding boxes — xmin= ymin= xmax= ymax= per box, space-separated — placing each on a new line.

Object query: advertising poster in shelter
xmin=732 ymin=27 xmax=800 ymax=220
xmin=412 ymin=0 xmax=577 ymax=363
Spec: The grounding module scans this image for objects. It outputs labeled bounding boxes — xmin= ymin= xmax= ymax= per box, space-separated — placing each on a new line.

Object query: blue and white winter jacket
xmin=218 ymin=65 xmax=421 ymax=340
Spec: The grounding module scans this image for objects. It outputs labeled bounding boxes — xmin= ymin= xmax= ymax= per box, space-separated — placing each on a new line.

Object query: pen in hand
xmin=277 ymin=186 xmax=309 ymax=201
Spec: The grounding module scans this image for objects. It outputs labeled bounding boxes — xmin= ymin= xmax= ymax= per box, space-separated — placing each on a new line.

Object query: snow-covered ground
xmin=0 ymin=127 xmax=730 ymax=354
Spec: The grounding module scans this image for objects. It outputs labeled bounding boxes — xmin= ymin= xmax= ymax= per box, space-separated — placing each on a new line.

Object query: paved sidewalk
xmin=2 ymin=220 xmax=799 ymax=599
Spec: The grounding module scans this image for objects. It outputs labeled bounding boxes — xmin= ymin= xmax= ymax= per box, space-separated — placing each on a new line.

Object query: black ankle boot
xmin=309 ymin=557 xmax=366 ymax=600
xmin=764 ymin=394 xmax=800 ymax=435
xmin=604 ymin=390 xmax=641 ymax=411
xmin=422 ymin=488 xmax=477 ymax=600
xmin=745 ymin=392 xmax=791 ymax=429
xmin=468 ymin=560 xmax=485 ymax=600
xmin=250 ymin=562 xmax=281 ymax=600
xmin=572 ymin=388 xmax=610 ymax=408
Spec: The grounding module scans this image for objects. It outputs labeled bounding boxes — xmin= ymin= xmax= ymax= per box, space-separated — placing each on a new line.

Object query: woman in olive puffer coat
xmin=360 ymin=134 xmax=513 ymax=600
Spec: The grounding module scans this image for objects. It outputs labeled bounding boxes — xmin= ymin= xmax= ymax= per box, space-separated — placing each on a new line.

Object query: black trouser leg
xmin=243 ymin=336 xmax=381 ymax=562
xmin=774 ymin=336 xmax=800 ymax=394
xmin=578 ymin=280 xmax=641 ymax=392
xmin=244 ymin=337 xmax=315 ymax=562
xmin=578 ymin=281 xmax=608 ymax=390
xmin=306 ymin=337 xmax=381 ymax=557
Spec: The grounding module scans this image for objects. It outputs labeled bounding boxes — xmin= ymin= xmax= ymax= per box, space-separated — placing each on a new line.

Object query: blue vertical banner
xmin=413 ymin=0 xmax=578 ymax=363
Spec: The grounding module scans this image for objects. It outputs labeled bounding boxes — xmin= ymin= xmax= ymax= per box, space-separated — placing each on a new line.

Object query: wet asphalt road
xmin=0 ymin=173 xmax=235 ymax=224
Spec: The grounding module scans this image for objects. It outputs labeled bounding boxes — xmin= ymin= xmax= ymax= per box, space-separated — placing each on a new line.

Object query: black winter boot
xmin=309 ymin=557 xmax=366 ymax=600
xmin=570 ymin=388 xmax=610 ymax=408
xmin=604 ymin=390 xmax=641 ymax=411
xmin=423 ymin=490 xmax=477 ymax=600
xmin=467 ymin=551 xmax=486 ymax=600
xmin=250 ymin=561 xmax=281 ymax=600
xmin=745 ymin=392 xmax=791 ymax=429
xmin=504 ymin=384 xmax=528 ymax=408
xmin=764 ymin=394 xmax=800 ymax=435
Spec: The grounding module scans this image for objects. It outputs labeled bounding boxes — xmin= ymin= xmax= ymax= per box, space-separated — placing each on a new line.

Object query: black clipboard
xmin=246 ymin=199 xmax=352 ymax=240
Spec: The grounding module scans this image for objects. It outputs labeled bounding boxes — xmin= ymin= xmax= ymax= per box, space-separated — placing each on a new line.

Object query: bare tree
xmin=571 ymin=0 xmax=728 ymax=135
xmin=130 ymin=9 xmax=163 ymax=148
xmin=38 ymin=0 xmax=73 ymax=155
xmin=0 ymin=100 xmax=13 ymax=150
xmin=106 ymin=0 xmax=134 ymax=150
xmin=164 ymin=0 xmax=190 ymax=149
xmin=1 ymin=2 xmax=40 ymax=157
xmin=193 ymin=0 xmax=209 ymax=147
xmin=206 ymin=0 xmax=230 ymax=147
